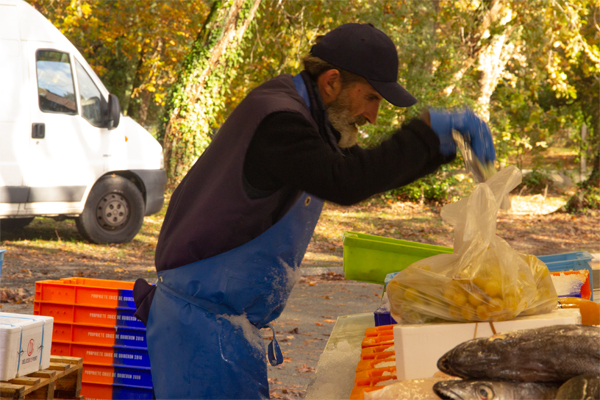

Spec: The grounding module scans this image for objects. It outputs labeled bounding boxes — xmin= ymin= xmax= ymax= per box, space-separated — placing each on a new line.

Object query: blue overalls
xmin=146 ymin=75 xmax=323 ymax=399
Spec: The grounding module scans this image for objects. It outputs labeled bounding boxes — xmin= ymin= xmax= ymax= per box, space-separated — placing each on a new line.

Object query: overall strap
xmin=293 ymin=73 xmax=311 ymax=112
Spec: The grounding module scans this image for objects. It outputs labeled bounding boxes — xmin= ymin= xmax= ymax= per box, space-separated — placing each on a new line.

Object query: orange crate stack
xmin=350 ymin=325 xmax=398 ymax=400
xmin=34 ymin=278 xmax=153 ymax=400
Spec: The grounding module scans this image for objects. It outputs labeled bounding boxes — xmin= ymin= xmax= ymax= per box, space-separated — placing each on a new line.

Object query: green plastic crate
xmin=342 ymin=231 xmax=453 ymax=285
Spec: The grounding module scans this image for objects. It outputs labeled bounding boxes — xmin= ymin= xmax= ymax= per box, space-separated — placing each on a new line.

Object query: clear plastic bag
xmin=387 ymin=166 xmax=557 ymax=324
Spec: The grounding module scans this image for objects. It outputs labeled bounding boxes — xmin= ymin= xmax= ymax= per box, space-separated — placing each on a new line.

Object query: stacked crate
xmin=34 ymin=278 xmax=153 ymax=399
xmin=350 ymin=324 xmax=397 ymax=400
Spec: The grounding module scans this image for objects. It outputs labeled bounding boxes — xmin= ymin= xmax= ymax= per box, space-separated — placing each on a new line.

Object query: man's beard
xmin=326 ymin=89 xmax=367 ymax=148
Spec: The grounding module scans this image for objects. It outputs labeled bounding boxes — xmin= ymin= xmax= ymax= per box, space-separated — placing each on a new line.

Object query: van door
xmin=0 ymin=1 xmax=27 ymax=217
xmin=24 ymin=46 xmax=106 ymax=214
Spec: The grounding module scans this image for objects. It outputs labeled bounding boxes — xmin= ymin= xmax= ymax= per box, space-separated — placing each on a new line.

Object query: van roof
xmin=0 ymin=0 xmax=72 ymax=47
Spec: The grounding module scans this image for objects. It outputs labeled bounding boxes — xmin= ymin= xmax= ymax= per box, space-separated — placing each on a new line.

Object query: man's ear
xmin=317 ymin=69 xmax=342 ymax=106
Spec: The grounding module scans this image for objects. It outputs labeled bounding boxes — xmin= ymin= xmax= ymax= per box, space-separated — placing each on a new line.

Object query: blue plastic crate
xmin=374 ymin=310 xmax=397 ymax=326
xmin=112 ymin=383 xmax=154 ymax=399
xmin=538 ymin=251 xmax=593 ymax=301
xmin=112 ymin=365 xmax=153 ymax=387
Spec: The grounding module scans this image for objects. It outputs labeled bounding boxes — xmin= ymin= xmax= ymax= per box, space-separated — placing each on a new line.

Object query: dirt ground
xmin=0 ymin=195 xmax=598 ymax=398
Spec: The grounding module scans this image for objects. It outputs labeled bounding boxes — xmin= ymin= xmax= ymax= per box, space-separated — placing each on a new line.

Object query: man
xmin=133 ymin=23 xmax=495 ymax=399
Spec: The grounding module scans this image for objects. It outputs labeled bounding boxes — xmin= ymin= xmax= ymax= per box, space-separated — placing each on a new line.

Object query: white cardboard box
xmin=0 ymin=312 xmax=54 ymax=380
xmin=393 ymin=308 xmax=581 ymax=381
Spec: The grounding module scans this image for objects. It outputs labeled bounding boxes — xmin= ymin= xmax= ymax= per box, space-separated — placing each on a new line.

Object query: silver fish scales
xmin=437 ymin=325 xmax=600 ymax=383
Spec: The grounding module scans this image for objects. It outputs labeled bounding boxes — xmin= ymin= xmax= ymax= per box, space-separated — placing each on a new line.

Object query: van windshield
xmin=75 ymin=60 xmax=104 ymax=127
xmin=36 ymin=50 xmax=77 ymax=115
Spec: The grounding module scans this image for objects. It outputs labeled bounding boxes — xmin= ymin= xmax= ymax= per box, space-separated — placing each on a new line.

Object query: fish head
xmin=433 ymin=380 xmax=499 ymax=400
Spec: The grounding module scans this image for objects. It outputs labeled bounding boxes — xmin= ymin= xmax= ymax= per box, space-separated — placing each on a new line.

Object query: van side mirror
xmin=107 ymin=94 xmax=121 ymax=130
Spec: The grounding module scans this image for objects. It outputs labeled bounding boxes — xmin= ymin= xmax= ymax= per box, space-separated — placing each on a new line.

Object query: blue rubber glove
xmin=429 ymin=108 xmax=496 ymax=164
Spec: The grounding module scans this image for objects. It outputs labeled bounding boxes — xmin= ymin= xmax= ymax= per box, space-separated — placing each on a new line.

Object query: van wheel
xmin=76 ymin=176 xmax=145 ymax=244
xmin=0 ymin=217 xmax=35 ymax=231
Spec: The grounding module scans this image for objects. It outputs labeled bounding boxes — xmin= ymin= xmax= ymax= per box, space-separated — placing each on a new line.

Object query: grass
xmin=0 ymin=181 xmax=597 ymax=285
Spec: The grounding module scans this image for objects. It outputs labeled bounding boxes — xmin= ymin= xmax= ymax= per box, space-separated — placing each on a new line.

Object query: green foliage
xmin=513 ymin=170 xmax=556 ymax=195
xmin=564 ymin=185 xmax=600 ymax=213
xmin=30 ymin=0 xmax=600 ymax=193
xmin=390 ymin=164 xmax=463 ymax=205
xmin=161 ymin=0 xmax=261 ymax=186
xmin=27 ymin=0 xmax=208 ymax=127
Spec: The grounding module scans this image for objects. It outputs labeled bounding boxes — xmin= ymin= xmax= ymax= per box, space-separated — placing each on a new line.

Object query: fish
xmin=433 ymin=379 xmax=559 ymax=400
xmin=555 ymin=374 xmax=600 ymax=400
xmin=437 ymin=325 xmax=600 ymax=382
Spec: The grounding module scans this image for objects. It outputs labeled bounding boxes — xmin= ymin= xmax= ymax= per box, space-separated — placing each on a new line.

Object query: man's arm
xmin=244 ymin=111 xmax=453 ymax=205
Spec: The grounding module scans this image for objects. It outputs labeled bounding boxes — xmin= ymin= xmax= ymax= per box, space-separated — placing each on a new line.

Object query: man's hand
xmin=428 ymin=108 xmax=496 ymax=164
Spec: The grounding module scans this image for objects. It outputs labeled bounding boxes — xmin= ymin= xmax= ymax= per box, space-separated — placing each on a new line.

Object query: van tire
xmin=76 ymin=176 xmax=145 ymax=244
xmin=0 ymin=217 xmax=35 ymax=231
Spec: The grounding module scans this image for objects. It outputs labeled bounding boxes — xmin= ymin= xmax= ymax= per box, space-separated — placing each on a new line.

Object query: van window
xmin=75 ymin=59 xmax=104 ymax=127
xmin=36 ymin=50 xmax=77 ymax=115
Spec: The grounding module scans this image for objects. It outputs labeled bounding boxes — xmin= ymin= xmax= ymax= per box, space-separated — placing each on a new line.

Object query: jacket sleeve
xmin=244 ymin=112 xmax=454 ymax=206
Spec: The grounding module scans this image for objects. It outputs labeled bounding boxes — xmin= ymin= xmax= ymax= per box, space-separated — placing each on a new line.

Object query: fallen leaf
xmin=296 ymin=364 xmax=316 ymax=373
xmin=315 ymin=322 xmax=323 ymax=326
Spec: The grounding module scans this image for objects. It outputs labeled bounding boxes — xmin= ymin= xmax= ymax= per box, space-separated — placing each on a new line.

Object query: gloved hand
xmin=429 ymin=108 xmax=496 ymax=164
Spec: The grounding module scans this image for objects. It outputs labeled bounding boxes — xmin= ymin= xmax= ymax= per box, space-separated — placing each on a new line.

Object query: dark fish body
xmin=437 ymin=325 xmax=600 ymax=382
xmin=433 ymin=380 xmax=559 ymax=400
xmin=555 ymin=374 xmax=600 ymax=400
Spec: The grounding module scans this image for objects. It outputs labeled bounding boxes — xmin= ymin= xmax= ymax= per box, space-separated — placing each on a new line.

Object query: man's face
xmin=327 ymin=81 xmax=382 ymax=148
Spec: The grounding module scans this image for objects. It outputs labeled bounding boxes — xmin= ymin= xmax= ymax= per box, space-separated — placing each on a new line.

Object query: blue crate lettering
xmin=118 ymin=289 xmax=136 ymax=308
xmin=112 ymin=346 xmax=151 ymax=368
xmin=115 ymin=326 xmax=148 ymax=348
xmin=112 ymin=365 xmax=153 ymax=388
xmin=116 ymin=307 xmax=146 ymax=329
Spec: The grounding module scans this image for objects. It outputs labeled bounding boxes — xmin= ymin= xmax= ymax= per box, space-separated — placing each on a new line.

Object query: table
xmin=305 ymin=313 xmax=374 ymax=400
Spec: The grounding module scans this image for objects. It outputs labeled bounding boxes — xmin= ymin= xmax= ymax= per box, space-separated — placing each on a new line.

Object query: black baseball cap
xmin=310 ymin=23 xmax=417 ymax=107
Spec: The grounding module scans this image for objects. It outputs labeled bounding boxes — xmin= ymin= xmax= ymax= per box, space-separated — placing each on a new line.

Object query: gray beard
xmin=326 ymin=91 xmax=366 ymax=148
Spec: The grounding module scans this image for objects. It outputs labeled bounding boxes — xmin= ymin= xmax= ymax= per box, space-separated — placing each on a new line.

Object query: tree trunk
xmin=476 ymin=24 xmax=515 ymax=121
xmin=161 ymin=0 xmax=262 ymax=188
xmin=442 ymin=0 xmax=504 ymax=96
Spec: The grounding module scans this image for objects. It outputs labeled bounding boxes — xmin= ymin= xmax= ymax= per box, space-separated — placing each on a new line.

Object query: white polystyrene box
xmin=0 ymin=312 xmax=54 ymax=380
xmin=393 ymin=308 xmax=581 ymax=381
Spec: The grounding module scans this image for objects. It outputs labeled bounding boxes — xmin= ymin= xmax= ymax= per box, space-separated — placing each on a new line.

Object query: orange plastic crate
xmin=53 ymin=322 xmax=147 ymax=348
xmin=81 ymin=382 xmax=114 ymax=400
xmin=82 ymin=363 xmax=152 ymax=387
xmin=83 ymin=364 xmax=115 ymax=385
xmin=51 ymin=342 xmax=150 ymax=368
xmin=361 ymin=325 xmax=395 ymax=347
xmin=35 ymin=278 xmax=135 ymax=308
xmin=60 ymin=277 xmax=135 ymax=289
xmin=350 ymin=367 xmax=398 ymax=400
xmin=364 ymin=325 xmax=394 ymax=336
xmin=356 ymin=355 xmax=396 ymax=372
xmin=81 ymin=382 xmax=153 ymax=400
xmin=34 ymin=302 xmax=143 ymax=328
xmin=361 ymin=334 xmax=394 ymax=348
xmin=359 ymin=344 xmax=395 ymax=361
xmin=351 ymin=325 xmax=398 ymax=399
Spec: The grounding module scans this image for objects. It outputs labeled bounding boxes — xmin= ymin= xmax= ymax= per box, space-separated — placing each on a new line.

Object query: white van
xmin=0 ymin=0 xmax=166 ymax=243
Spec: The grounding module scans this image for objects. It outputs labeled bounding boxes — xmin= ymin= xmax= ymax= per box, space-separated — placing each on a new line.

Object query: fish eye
xmin=478 ymin=385 xmax=493 ymax=399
